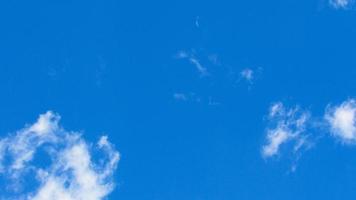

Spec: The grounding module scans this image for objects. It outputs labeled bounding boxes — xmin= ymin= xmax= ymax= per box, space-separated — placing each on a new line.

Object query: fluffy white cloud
xmin=330 ymin=0 xmax=353 ymax=9
xmin=0 ymin=111 xmax=120 ymax=200
xmin=262 ymin=103 xmax=310 ymax=158
xmin=29 ymin=111 xmax=59 ymax=135
xmin=325 ymin=99 xmax=356 ymax=143
xmin=262 ymin=128 xmax=291 ymax=157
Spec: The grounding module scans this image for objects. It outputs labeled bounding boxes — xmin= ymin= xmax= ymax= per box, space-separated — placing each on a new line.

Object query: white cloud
xmin=262 ymin=103 xmax=310 ymax=159
xmin=269 ymin=102 xmax=284 ymax=118
xmin=195 ymin=16 xmax=200 ymax=28
xmin=29 ymin=111 xmax=59 ymax=135
xmin=173 ymin=92 xmax=220 ymax=106
xmin=240 ymin=68 xmax=254 ymax=82
xmin=263 ymin=98 xmax=356 ymax=171
xmin=173 ymin=93 xmax=188 ymax=101
xmin=238 ymin=67 xmax=263 ymax=88
xmin=0 ymin=111 xmax=119 ymax=200
xmin=325 ymin=99 xmax=356 ymax=143
xmin=330 ymin=0 xmax=353 ymax=9
xmin=262 ymin=128 xmax=292 ymax=158
xmin=189 ymin=57 xmax=208 ymax=75
xmin=176 ymin=50 xmax=208 ymax=76
xmin=173 ymin=92 xmax=201 ymax=103
xmin=3 ymin=111 xmax=60 ymax=173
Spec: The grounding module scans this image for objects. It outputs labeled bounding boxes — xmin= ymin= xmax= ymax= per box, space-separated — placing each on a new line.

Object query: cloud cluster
xmin=329 ymin=0 xmax=353 ymax=9
xmin=0 ymin=111 xmax=120 ymax=200
xmin=262 ymin=99 xmax=356 ymax=170
xmin=262 ymin=103 xmax=310 ymax=158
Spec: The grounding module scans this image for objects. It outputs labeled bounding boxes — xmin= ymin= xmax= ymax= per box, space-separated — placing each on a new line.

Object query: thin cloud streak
xmin=176 ymin=50 xmax=208 ymax=76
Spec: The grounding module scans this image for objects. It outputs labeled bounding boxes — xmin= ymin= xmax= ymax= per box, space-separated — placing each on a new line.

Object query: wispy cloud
xmin=238 ymin=67 xmax=263 ymax=88
xmin=195 ymin=16 xmax=200 ymax=28
xmin=173 ymin=92 xmax=220 ymax=106
xmin=0 ymin=111 xmax=119 ymax=200
xmin=262 ymin=98 xmax=356 ymax=171
xmin=176 ymin=50 xmax=208 ymax=76
xmin=263 ymin=128 xmax=292 ymax=158
xmin=173 ymin=92 xmax=202 ymax=103
xmin=329 ymin=0 xmax=353 ymax=9
xmin=173 ymin=93 xmax=189 ymax=101
xmin=240 ymin=68 xmax=254 ymax=83
xmin=262 ymin=103 xmax=311 ymax=159
xmin=325 ymin=99 xmax=356 ymax=143
xmin=47 ymin=60 xmax=69 ymax=81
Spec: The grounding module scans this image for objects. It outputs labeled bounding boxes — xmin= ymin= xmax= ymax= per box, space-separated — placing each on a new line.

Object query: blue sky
xmin=1 ymin=0 xmax=356 ymax=199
